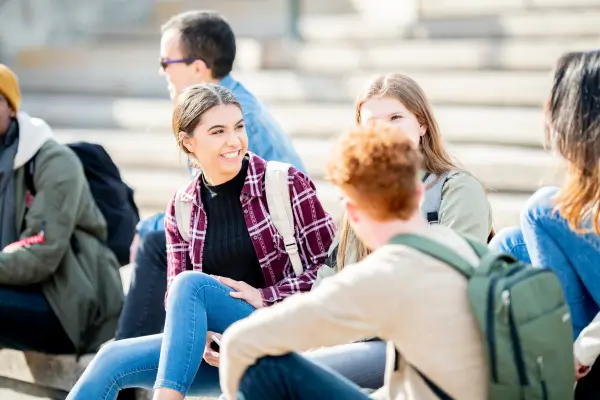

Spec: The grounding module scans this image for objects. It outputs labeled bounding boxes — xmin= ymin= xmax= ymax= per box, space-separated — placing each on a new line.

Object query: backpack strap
xmin=389 ymin=233 xmax=475 ymax=278
xmin=174 ymin=188 xmax=192 ymax=242
xmin=24 ymin=156 xmax=36 ymax=196
xmin=415 ymin=367 xmax=453 ymax=400
xmin=265 ymin=161 xmax=303 ymax=277
xmin=461 ymin=235 xmax=490 ymax=258
xmin=421 ymin=171 xmax=459 ymax=224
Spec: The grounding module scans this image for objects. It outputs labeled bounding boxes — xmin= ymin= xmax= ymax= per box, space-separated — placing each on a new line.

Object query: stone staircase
xmin=2 ymin=0 xmax=600 ymax=398
xmin=14 ymin=0 xmax=596 ymax=228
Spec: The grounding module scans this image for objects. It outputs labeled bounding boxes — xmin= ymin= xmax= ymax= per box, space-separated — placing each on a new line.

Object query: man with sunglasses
xmin=158 ymin=10 xmax=305 ymax=171
xmin=115 ymin=12 xmax=306 ymax=395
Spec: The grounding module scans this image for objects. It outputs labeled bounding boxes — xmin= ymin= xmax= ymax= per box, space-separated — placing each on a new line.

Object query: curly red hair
xmin=327 ymin=122 xmax=423 ymax=221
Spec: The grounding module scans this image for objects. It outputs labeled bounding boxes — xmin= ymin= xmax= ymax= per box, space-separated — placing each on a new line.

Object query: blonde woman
xmin=305 ymin=73 xmax=493 ymax=390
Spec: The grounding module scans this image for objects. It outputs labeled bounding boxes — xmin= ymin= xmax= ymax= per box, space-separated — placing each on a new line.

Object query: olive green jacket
xmin=1 ymin=113 xmax=123 ymax=353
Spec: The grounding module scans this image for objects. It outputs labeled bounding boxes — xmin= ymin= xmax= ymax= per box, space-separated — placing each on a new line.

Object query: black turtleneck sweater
xmin=200 ymin=156 xmax=264 ymax=288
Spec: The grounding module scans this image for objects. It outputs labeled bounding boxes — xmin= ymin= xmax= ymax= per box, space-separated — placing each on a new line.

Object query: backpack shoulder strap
xmin=265 ymin=161 xmax=303 ymax=277
xmin=174 ymin=187 xmax=192 ymax=242
xmin=24 ymin=155 xmax=37 ymax=195
xmin=421 ymin=170 xmax=459 ymax=224
xmin=389 ymin=233 xmax=475 ymax=278
xmin=461 ymin=235 xmax=490 ymax=258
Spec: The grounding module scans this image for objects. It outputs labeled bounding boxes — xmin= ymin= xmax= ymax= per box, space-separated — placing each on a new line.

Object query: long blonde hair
xmin=337 ymin=73 xmax=459 ymax=270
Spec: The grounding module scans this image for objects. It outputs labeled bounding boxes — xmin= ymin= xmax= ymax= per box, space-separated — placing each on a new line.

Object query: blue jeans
xmin=67 ymin=272 xmax=255 ymax=399
xmin=489 ymin=187 xmax=600 ymax=338
xmin=214 ymin=342 xmax=384 ymax=400
xmin=304 ymin=340 xmax=386 ymax=389
xmin=239 ymin=353 xmax=371 ymax=400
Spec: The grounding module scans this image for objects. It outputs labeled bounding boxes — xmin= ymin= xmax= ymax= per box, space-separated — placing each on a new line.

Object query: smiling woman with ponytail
xmin=67 ymin=83 xmax=335 ymax=400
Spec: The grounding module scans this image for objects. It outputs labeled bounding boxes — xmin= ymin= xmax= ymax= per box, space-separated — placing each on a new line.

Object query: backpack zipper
xmin=486 ymin=265 xmax=527 ymax=384
xmin=504 ymin=290 xmax=528 ymax=385
xmin=505 ymin=269 xmax=553 ymax=389
xmin=490 ymin=267 xmax=551 ymax=388
xmin=537 ymin=356 xmax=548 ymax=400
xmin=486 ymin=266 xmax=524 ymax=383
xmin=487 ymin=275 xmax=500 ymax=382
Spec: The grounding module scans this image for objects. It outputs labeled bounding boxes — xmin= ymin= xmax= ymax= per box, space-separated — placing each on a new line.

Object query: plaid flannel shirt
xmin=164 ymin=152 xmax=336 ymax=305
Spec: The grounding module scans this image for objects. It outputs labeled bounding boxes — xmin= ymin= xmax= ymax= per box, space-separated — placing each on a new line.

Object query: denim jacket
xmin=136 ymin=74 xmax=306 ymax=238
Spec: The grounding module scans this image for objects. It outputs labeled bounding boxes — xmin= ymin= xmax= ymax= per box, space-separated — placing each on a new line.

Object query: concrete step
xmin=290 ymin=38 xmax=597 ymax=72
xmin=18 ymin=37 xmax=595 ymax=73
xmin=16 ymin=68 xmax=552 ymax=106
xmin=48 ymin=128 xmax=560 ymax=204
xmin=147 ymin=0 xmax=357 ymax=39
xmin=419 ymin=0 xmax=600 ymax=17
xmin=23 ymin=95 xmax=546 ymax=147
xmin=300 ymin=9 xmax=600 ymax=40
xmin=151 ymin=0 xmax=356 ymax=21
xmin=83 ymin=0 xmax=600 ymax=43
xmin=14 ymin=38 xmax=268 ymax=73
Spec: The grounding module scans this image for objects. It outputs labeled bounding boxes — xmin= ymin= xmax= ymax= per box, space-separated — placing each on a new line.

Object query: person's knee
xmin=489 ymin=226 xmax=523 ymax=253
xmin=86 ymin=340 xmax=129 ymax=378
xmin=169 ymin=271 xmax=215 ymax=299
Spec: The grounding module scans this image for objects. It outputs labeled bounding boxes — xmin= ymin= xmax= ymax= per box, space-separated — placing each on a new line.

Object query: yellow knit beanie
xmin=0 ymin=64 xmax=21 ymax=112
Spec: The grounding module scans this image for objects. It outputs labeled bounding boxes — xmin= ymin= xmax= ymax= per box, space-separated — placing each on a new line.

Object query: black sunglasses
xmin=160 ymin=57 xmax=207 ymax=70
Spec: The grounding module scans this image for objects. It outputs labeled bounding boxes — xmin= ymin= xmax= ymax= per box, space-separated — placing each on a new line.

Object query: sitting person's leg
xmin=67 ymin=333 xmax=222 ymax=399
xmin=116 ymin=230 xmax=168 ymax=340
xmin=304 ymin=340 xmax=386 ymax=390
xmin=153 ymin=271 xmax=255 ymax=397
xmin=521 ymin=186 xmax=600 ymax=337
xmin=0 ymin=285 xmax=74 ymax=354
xmin=488 ymin=226 xmax=532 ymax=264
xmin=239 ymin=353 xmax=371 ymax=400
xmin=69 ymin=271 xmax=253 ymax=399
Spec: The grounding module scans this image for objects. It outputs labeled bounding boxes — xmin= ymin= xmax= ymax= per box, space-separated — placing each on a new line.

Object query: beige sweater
xmin=220 ymin=225 xmax=488 ymax=400
xmin=314 ymin=171 xmax=492 ymax=288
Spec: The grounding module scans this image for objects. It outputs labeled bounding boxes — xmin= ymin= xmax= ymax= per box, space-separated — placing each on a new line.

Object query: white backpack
xmin=173 ymin=161 xmax=304 ymax=276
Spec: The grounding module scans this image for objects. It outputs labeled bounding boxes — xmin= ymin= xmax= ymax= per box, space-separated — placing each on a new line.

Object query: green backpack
xmin=390 ymin=234 xmax=575 ymax=400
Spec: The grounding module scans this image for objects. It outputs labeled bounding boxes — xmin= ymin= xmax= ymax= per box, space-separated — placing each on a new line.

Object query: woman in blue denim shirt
xmin=490 ymin=51 xmax=600 ymax=378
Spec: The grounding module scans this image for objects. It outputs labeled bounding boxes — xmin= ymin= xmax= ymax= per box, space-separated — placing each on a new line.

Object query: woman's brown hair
xmin=337 ymin=73 xmax=460 ymax=270
xmin=546 ymin=50 xmax=600 ymax=234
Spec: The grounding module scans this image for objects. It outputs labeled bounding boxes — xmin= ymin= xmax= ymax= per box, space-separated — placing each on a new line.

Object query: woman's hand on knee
xmin=203 ymin=331 xmax=222 ymax=367
xmin=217 ymin=277 xmax=264 ymax=309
